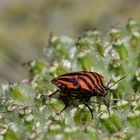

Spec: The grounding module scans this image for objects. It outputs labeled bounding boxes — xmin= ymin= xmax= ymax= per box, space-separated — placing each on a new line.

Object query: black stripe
xmin=62 ymin=71 xmax=103 ymax=93
xmin=70 ymin=72 xmax=99 ymax=92
xmin=81 ymin=74 xmax=96 ymax=89
xmin=88 ymin=72 xmax=104 ymax=93
xmin=58 ymin=77 xmax=81 ymax=88
xmin=58 ymin=71 xmax=104 ymax=93
xmin=91 ymin=72 xmax=99 ymax=83
xmin=95 ymin=73 xmax=104 ymax=86
xmin=79 ymin=77 xmax=93 ymax=91
xmin=94 ymin=73 xmax=105 ymax=93
xmin=60 ymin=72 xmax=84 ymax=77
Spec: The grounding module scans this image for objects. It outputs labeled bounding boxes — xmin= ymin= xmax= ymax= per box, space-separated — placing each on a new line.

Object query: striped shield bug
xmin=48 ymin=71 xmax=126 ymax=119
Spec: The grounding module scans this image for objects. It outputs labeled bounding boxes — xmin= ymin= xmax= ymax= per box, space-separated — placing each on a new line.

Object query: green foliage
xmin=0 ymin=20 xmax=140 ymax=139
xmin=9 ymin=83 xmax=35 ymax=106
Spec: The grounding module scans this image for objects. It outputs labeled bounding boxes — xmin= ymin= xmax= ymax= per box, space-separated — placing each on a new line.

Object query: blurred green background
xmin=0 ymin=0 xmax=140 ymax=82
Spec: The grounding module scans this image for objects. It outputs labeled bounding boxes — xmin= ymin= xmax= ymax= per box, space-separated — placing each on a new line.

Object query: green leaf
xmin=29 ymin=60 xmax=47 ymax=75
xmin=100 ymin=113 xmax=118 ymax=133
xmin=113 ymin=43 xmax=128 ymax=60
xmin=74 ymin=107 xmax=92 ymax=125
xmin=108 ymin=59 xmax=124 ymax=75
xmin=127 ymin=111 xmax=140 ymax=128
xmin=110 ymin=113 xmax=122 ymax=130
xmin=109 ymin=28 xmax=121 ymax=42
xmin=126 ymin=19 xmax=138 ymax=32
xmin=9 ymin=83 xmax=35 ymax=106
xmin=95 ymin=41 xmax=105 ymax=57
xmin=4 ymin=129 xmax=18 ymax=140
xmin=78 ymin=52 xmax=93 ymax=70
xmin=131 ymin=75 xmax=140 ymax=92
xmin=54 ymin=66 xmax=67 ymax=76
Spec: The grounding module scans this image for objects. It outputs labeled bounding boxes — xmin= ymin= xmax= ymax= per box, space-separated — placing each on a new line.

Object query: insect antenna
xmin=103 ymin=76 xmax=126 ymax=114
xmin=105 ymin=76 xmax=126 ymax=90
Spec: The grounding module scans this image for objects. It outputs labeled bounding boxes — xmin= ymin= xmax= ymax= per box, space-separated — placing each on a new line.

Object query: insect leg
xmin=84 ymin=103 xmax=93 ymax=119
xmin=48 ymin=89 xmax=60 ymax=98
xmin=59 ymin=105 xmax=68 ymax=113
xmin=56 ymin=105 xmax=68 ymax=116
xmin=103 ymin=97 xmax=110 ymax=114
xmin=55 ymin=105 xmax=68 ymax=119
xmin=41 ymin=89 xmax=60 ymax=102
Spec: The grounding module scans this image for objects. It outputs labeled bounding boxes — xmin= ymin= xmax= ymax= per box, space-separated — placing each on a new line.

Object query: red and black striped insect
xmin=49 ymin=71 xmax=125 ymax=119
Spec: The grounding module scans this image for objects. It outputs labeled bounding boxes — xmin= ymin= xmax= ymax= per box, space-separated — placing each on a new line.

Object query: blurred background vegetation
xmin=0 ymin=0 xmax=140 ymax=82
xmin=0 ymin=1 xmax=140 ymax=139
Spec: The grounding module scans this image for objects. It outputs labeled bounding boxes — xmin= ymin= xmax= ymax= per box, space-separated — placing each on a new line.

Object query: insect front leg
xmin=41 ymin=89 xmax=60 ymax=102
xmin=103 ymin=96 xmax=110 ymax=114
xmin=48 ymin=89 xmax=60 ymax=98
xmin=84 ymin=103 xmax=93 ymax=119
